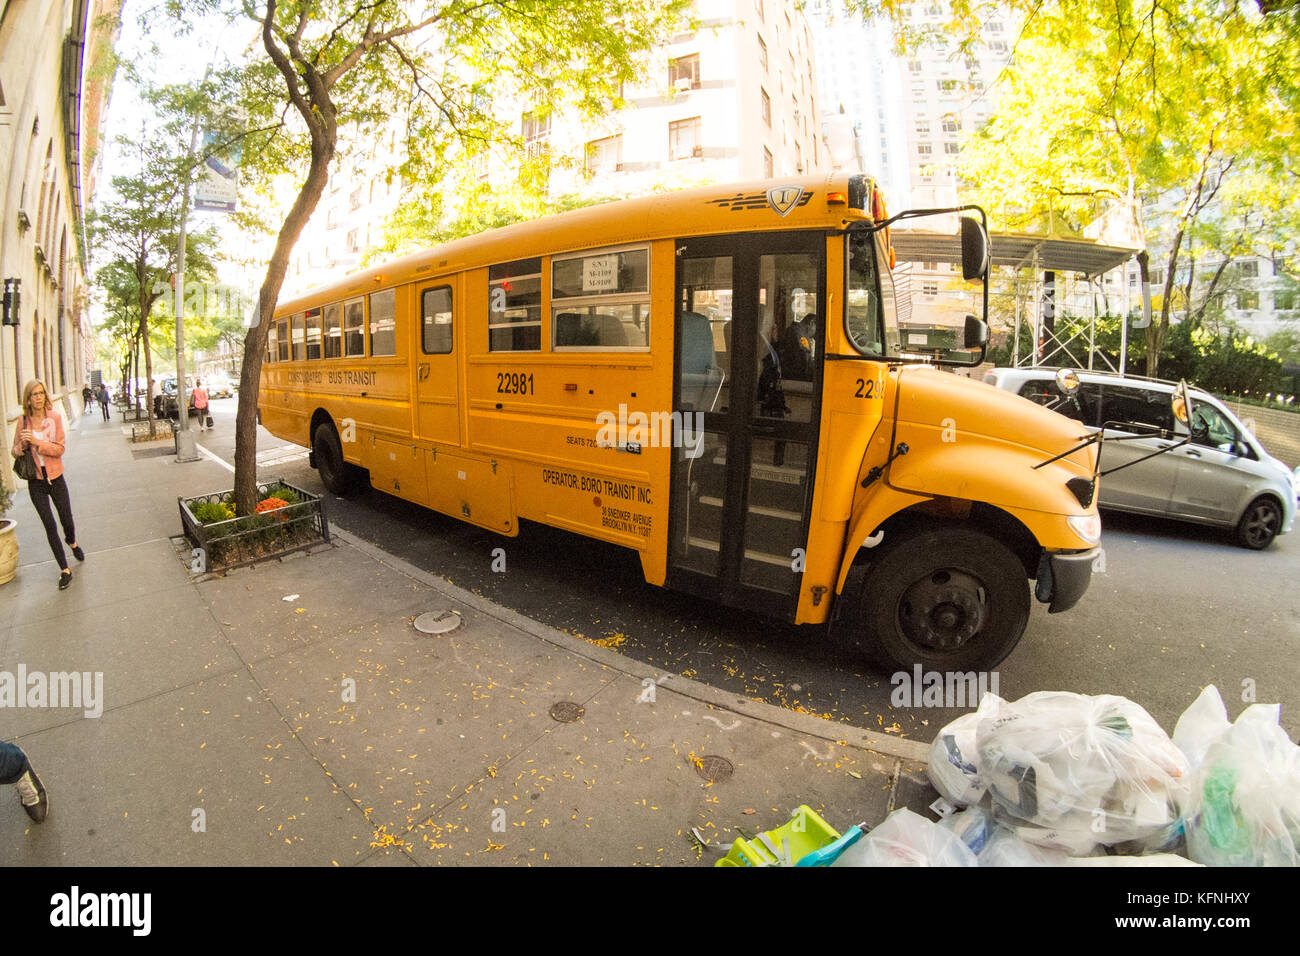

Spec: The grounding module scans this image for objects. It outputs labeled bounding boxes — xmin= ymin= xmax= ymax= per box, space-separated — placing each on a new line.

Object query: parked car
xmin=204 ymin=373 xmax=235 ymax=399
xmin=984 ymin=367 xmax=1297 ymax=549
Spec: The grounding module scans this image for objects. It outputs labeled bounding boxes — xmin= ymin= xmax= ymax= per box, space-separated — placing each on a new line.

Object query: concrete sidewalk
xmin=2 ymin=409 xmax=935 ymax=866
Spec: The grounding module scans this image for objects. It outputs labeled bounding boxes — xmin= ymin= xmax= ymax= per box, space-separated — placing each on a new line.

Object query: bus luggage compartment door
xmin=427 ymin=449 xmax=515 ymax=534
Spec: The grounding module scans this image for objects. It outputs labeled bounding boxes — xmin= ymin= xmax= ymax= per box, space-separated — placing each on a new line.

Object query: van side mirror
xmin=960 ymin=216 xmax=990 ymax=280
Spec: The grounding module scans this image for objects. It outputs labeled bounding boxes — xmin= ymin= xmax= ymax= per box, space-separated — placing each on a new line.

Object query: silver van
xmin=984 ymin=367 xmax=1297 ymax=549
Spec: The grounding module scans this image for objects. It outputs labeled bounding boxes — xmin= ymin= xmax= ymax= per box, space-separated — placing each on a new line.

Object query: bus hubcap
xmin=898 ymin=570 xmax=985 ymax=651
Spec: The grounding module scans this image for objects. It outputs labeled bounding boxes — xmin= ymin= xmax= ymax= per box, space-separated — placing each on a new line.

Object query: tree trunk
xmin=233 ymin=141 xmax=336 ymax=514
xmin=138 ymin=303 xmax=157 ymax=437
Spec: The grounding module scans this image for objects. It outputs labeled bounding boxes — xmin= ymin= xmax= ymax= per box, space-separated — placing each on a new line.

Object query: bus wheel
xmin=857 ymin=527 xmax=1029 ymax=673
xmin=313 ymin=423 xmax=363 ymax=496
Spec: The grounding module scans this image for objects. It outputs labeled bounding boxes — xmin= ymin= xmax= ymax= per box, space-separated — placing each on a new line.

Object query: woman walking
xmin=11 ymin=380 xmax=83 ymax=589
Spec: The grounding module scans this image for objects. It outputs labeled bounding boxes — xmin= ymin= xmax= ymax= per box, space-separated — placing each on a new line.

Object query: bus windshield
xmin=845 ymin=228 xmax=901 ymax=359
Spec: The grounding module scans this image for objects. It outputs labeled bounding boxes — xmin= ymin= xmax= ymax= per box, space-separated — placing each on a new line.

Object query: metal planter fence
xmin=179 ymin=478 xmax=330 ymax=572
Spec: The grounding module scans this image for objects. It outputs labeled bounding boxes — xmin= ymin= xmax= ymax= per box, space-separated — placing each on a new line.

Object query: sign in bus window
xmin=291 ymin=312 xmax=306 ymax=361
xmin=343 ymin=297 xmax=365 ymax=357
xmin=488 ymin=258 xmax=542 ymax=352
xmin=276 ymin=318 xmax=289 ymax=362
xmin=305 ymin=308 xmax=322 ymax=360
xmin=369 ymin=288 xmax=396 ymax=357
xmin=551 ymin=246 xmax=650 ymax=350
xmin=323 ymin=303 xmax=342 ymax=359
xmin=266 ymin=321 xmax=277 ymax=363
xmin=422 ymin=287 xmax=453 ymax=354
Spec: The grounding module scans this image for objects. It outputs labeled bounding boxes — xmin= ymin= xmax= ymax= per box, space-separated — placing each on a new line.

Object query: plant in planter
xmin=0 ymin=477 xmax=17 ymax=585
xmin=178 ymin=478 xmax=329 ymax=572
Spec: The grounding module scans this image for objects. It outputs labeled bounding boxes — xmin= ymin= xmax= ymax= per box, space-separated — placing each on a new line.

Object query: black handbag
xmin=206 ymin=415 xmax=214 ymax=428
xmin=13 ymin=417 xmax=39 ymax=481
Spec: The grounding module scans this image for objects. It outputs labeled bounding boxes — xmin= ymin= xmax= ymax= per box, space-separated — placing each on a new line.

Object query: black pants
xmin=29 ymin=474 xmax=77 ymax=570
xmin=101 ymin=400 xmax=110 ymax=421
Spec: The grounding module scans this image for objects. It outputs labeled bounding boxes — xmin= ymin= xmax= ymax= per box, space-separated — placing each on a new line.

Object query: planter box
xmin=179 ymin=479 xmax=330 ymax=572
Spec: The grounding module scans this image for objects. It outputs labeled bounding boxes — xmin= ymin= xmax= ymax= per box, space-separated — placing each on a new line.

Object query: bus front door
xmin=668 ymin=232 xmax=825 ymax=619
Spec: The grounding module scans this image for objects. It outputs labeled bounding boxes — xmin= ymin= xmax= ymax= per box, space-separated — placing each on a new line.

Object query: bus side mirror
xmin=960 ymin=216 xmax=989 ymax=280
xmin=964 ymin=315 xmax=989 ymax=348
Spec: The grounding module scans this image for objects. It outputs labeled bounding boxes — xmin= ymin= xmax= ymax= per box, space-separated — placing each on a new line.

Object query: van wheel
xmin=313 ymin=423 xmax=364 ymax=496
xmin=1235 ymin=496 xmax=1281 ymax=550
xmin=857 ymin=527 xmax=1030 ymax=673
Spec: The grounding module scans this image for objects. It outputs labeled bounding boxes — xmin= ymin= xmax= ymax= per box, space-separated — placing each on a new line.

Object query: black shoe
xmin=20 ymin=769 xmax=48 ymax=824
xmin=58 ymin=570 xmax=72 ymax=590
xmin=71 ymin=545 xmax=85 ymax=561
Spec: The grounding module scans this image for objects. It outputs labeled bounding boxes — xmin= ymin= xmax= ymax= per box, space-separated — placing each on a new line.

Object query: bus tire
xmin=857 ymin=526 xmax=1029 ymax=673
xmin=313 ymin=423 xmax=364 ymax=496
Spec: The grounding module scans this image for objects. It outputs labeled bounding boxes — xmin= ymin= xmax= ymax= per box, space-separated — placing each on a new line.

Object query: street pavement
xmin=1 ymin=407 xmax=933 ymax=866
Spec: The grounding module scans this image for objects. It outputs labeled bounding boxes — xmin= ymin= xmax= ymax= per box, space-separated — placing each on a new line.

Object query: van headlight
xmin=1067 ymin=513 xmax=1102 ymax=544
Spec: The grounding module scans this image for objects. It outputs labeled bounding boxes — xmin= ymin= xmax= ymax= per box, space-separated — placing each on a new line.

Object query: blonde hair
xmin=21 ymin=380 xmax=52 ymax=419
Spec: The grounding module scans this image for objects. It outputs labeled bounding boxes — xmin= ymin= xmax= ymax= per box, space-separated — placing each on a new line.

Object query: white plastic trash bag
xmin=975 ymin=691 xmax=1189 ymax=848
xmin=927 ymin=692 xmax=1003 ymax=806
xmin=831 ymin=808 xmax=978 ymax=867
xmin=1172 ymin=685 xmax=1232 ymax=770
xmin=1182 ymin=697 xmax=1300 ymax=867
xmin=976 ymin=827 xmax=1069 ymax=867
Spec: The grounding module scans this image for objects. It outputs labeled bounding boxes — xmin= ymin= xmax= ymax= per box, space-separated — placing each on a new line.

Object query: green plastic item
xmin=715 ymin=805 xmax=841 ymax=867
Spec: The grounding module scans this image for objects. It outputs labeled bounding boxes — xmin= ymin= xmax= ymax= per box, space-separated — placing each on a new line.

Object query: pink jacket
xmin=11 ymin=411 xmax=65 ymax=481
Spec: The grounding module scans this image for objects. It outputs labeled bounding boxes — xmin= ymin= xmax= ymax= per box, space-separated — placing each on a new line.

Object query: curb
xmin=332 ymin=525 xmax=932 ymax=764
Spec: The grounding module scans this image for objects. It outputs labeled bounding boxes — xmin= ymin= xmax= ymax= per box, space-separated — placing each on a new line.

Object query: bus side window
xmin=370 ymin=288 xmax=397 ymax=357
xmin=305 ymin=308 xmax=322 ymax=360
xmin=423 ymin=287 xmax=453 ymax=354
xmin=323 ymin=303 xmax=342 ymax=359
xmin=276 ymin=318 xmax=290 ymax=362
xmin=343 ymin=297 xmax=365 ymax=357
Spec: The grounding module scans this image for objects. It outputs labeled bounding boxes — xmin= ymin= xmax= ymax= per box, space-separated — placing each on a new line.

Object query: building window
xmin=944 ymin=142 xmax=960 ymax=154
xmin=763 ymin=146 xmax=774 ymax=178
xmin=1236 ymin=260 xmax=1259 ymax=277
xmin=1236 ymin=291 xmax=1259 ymax=310
xmin=669 ymin=53 xmax=700 ymax=91
xmin=346 ymin=228 xmax=359 ymax=253
xmin=937 ymin=78 xmax=960 ymax=94
xmin=989 ymin=39 xmax=1008 ymax=54
xmin=915 ymin=120 xmax=930 ymax=134
xmin=757 ymin=35 xmax=768 ymax=73
xmin=922 ymin=281 xmax=939 ymax=296
xmin=942 ymin=117 xmax=961 ymax=134
xmin=522 ymin=110 xmax=550 ymax=158
xmin=1275 ymin=289 xmax=1296 ymax=310
xmin=488 ymin=258 xmax=543 ymax=352
xmin=917 ymin=143 xmax=933 ymax=155
xmin=986 ymin=21 xmax=1004 ymax=33
xmin=669 ymin=117 xmax=703 ymax=160
xmin=760 ymin=87 xmax=771 ymax=126
xmin=909 ymin=60 xmax=922 ymax=74
xmin=585 ymin=134 xmax=623 ymax=177
xmin=349 ymin=187 xmax=362 ymax=211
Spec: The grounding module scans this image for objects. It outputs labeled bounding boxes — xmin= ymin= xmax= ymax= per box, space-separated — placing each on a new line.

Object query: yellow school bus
xmin=260 ymin=174 xmax=1101 ymax=671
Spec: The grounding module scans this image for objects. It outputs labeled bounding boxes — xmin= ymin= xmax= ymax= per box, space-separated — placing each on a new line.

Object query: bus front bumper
xmin=1035 ymin=549 xmax=1098 ymax=614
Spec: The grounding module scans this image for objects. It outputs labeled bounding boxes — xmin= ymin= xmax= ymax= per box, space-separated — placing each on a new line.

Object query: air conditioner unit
xmin=674 ymin=77 xmax=693 ymax=91
xmin=691 ymin=146 xmax=703 ymax=158
xmin=615 ymin=162 xmax=625 ymax=171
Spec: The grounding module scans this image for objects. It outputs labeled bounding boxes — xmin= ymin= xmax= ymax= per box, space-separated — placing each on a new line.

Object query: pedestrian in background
xmin=81 ymin=384 xmax=93 ymax=415
xmin=0 ymin=740 xmax=48 ymax=823
xmin=11 ymin=379 xmax=83 ymax=589
xmin=97 ymin=383 xmax=111 ymax=421
xmin=192 ymin=378 xmax=209 ymax=432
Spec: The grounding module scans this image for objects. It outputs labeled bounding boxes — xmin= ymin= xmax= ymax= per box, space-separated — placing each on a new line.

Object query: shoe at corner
xmin=58 ymin=571 xmax=72 ymax=590
xmin=21 ymin=769 xmax=48 ymax=824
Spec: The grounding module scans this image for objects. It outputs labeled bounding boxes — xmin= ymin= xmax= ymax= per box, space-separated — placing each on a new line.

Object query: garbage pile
xmin=713 ymin=685 xmax=1299 ymax=866
xmin=916 ymin=685 xmax=1300 ymax=866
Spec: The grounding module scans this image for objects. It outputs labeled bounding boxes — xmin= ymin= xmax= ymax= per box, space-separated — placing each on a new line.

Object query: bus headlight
xmin=1067 ymin=513 xmax=1102 ymax=544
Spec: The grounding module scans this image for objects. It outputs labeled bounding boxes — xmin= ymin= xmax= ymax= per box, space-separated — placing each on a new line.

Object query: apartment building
xmin=2 ymin=0 xmax=115 ymax=472
xmin=277 ymin=0 xmax=827 ymax=299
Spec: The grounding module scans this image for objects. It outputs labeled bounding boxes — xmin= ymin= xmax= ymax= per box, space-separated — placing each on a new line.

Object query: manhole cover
xmin=413 ymin=610 xmax=461 ymax=634
xmin=695 ymin=755 xmax=734 ymax=783
xmin=549 ymin=701 xmax=585 ymax=723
